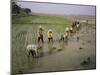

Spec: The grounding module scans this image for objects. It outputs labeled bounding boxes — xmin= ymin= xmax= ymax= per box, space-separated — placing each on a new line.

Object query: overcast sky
xmin=17 ymin=1 xmax=96 ymax=16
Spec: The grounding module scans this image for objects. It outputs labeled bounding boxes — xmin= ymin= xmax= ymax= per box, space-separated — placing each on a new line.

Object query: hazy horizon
xmin=17 ymin=1 xmax=96 ymax=16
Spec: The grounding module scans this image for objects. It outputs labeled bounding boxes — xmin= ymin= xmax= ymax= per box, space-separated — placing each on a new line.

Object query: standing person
xmin=64 ymin=31 xmax=68 ymax=40
xmin=69 ymin=26 xmax=73 ymax=33
xmin=65 ymin=27 xmax=69 ymax=33
xmin=76 ymin=22 xmax=80 ymax=41
xmin=59 ymin=27 xmax=69 ymax=42
xmin=47 ymin=29 xmax=53 ymax=43
xmin=76 ymin=21 xmax=80 ymax=31
xmin=37 ymin=25 xmax=44 ymax=43
xmin=65 ymin=27 xmax=69 ymax=37
xmin=69 ymin=26 xmax=73 ymax=37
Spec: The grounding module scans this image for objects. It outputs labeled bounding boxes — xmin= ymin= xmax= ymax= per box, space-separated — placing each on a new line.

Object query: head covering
xmin=38 ymin=25 xmax=43 ymax=31
xmin=70 ymin=27 xmax=73 ymax=30
xmin=65 ymin=27 xmax=69 ymax=32
xmin=39 ymin=25 xmax=42 ymax=29
xmin=48 ymin=29 xmax=52 ymax=32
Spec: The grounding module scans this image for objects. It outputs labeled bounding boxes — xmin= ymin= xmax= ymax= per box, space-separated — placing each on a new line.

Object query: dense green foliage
xmin=12 ymin=2 xmax=31 ymax=15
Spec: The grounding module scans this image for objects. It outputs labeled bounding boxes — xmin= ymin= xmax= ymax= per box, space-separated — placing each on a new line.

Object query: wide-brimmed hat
xmin=65 ymin=27 xmax=69 ymax=31
xmin=48 ymin=29 xmax=52 ymax=32
xmin=39 ymin=25 xmax=42 ymax=28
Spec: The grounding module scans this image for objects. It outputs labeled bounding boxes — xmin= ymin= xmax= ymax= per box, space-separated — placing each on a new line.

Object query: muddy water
xmin=20 ymin=24 xmax=96 ymax=73
xmin=12 ymin=22 xmax=96 ymax=74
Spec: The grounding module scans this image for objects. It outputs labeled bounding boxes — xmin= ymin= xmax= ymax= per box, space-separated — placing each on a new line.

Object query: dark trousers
xmin=38 ymin=34 xmax=44 ymax=43
xmin=29 ymin=50 xmax=36 ymax=57
xmin=60 ymin=36 xmax=64 ymax=41
xmin=48 ymin=37 xmax=53 ymax=42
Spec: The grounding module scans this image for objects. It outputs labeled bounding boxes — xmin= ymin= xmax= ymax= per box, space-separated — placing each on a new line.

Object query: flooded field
xmin=11 ymin=15 xmax=96 ymax=74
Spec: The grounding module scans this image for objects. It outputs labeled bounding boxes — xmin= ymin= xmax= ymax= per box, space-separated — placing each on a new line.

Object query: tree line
xmin=12 ymin=1 xmax=31 ymax=16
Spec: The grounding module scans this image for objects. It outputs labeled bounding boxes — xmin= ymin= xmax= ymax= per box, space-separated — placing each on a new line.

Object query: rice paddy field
xmin=11 ymin=15 xmax=96 ymax=74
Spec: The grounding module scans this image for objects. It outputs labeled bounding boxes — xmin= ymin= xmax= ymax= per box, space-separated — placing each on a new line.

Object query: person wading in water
xmin=37 ymin=25 xmax=44 ymax=43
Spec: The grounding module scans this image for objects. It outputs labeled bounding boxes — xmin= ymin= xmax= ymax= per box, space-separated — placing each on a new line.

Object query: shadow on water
xmin=27 ymin=57 xmax=38 ymax=68
xmin=47 ymin=40 xmax=68 ymax=55
xmin=37 ymin=42 xmax=44 ymax=57
xmin=35 ymin=40 xmax=68 ymax=58
xmin=48 ymin=42 xmax=54 ymax=54
xmin=58 ymin=41 xmax=67 ymax=51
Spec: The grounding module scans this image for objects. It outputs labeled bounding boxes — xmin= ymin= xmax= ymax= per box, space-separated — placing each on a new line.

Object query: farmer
xmin=64 ymin=31 xmax=68 ymax=40
xmin=69 ymin=26 xmax=73 ymax=33
xmin=37 ymin=25 xmax=44 ymax=43
xmin=60 ymin=33 xmax=68 ymax=41
xmin=26 ymin=44 xmax=38 ymax=57
xmin=76 ymin=21 xmax=80 ymax=31
xmin=60 ymin=34 xmax=64 ymax=41
xmin=65 ymin=27 xmax=69 ymax=40
xmin=47 ymin=29 xmax=53 ymax=42
xmin=65 ymin=27 xmax=69 ymax=33
xmin=65 ymin=27 xmax=69 ymax=36
xmin=72 ymin=21 xmax=77 ymax=28
xmin=60 ymin=27 xmax=69 ymax=41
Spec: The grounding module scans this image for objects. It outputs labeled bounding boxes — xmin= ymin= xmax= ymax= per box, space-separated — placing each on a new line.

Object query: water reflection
xmin=47 ymin=41 xmax=67 ymax=54
xmin=48 ymin=42 xmax=53 ymax=54
xmin=58 ymin=41 xmax=66 ymax=51
xmin=27 ymin=56 xmax=38 ymax=70
xmin=37 ymin=42 xmax=44 ymax=57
